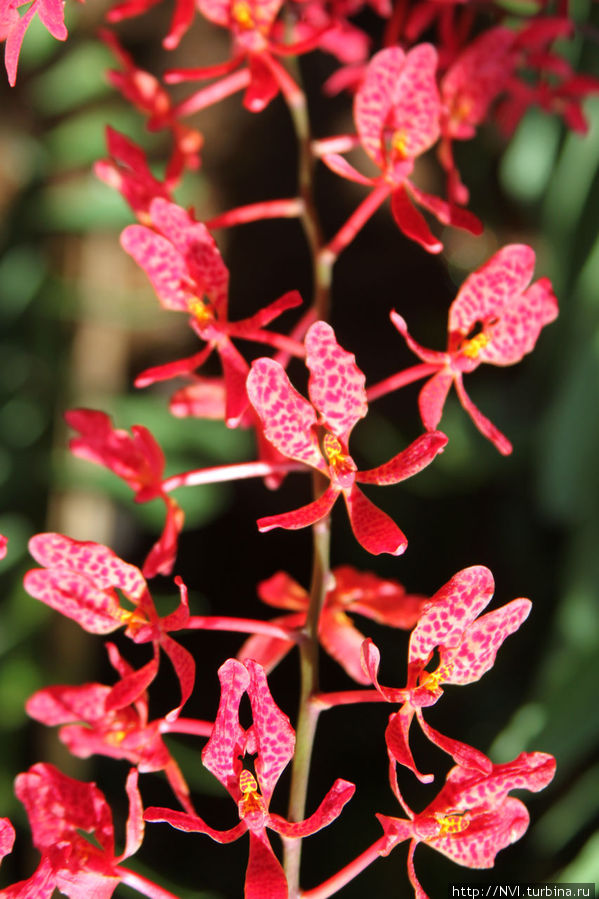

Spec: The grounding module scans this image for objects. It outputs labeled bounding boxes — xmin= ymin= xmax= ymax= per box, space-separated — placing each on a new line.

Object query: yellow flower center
xmin=434 ymin=811 xmax=471 ymax=835
xmin=461 ymin=331 xmax=490 ymax=359
xmin=421 ymin=660 xmax=453 ymax=693
xmin=188 ymin=297 xmax=214 ymax=325
xmin=118 ymin=607 xmax=147 ymax=629
xmin=238 ymin=770 xmax=266 ymax=818
xmin=232 ymin=1 xmax=255 ymax=29
xmin=391 ymin=130 xmax=409 ymax=160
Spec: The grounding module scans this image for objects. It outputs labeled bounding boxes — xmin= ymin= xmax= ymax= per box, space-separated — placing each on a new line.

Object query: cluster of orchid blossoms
xmin=4 ymin=0 xmax=596 ymax=893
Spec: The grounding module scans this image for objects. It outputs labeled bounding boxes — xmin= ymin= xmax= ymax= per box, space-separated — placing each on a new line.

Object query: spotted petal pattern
xmin=306 ymin=321 xmax=367 ymax=440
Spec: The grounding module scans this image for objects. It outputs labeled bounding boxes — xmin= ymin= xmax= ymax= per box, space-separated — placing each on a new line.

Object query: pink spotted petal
xmin=443 ymin=598 xmax=532 ymax=685
xmin=0 ymin=817 xmax=15 ymax=863
xmin=449 ymin=244 xmax=536 ymax=339
xmin=148 ymin=198 xmax=229 ymax=314
xmin=387 ymin=706 xmax=434 ymax=784
xmin=477 ymin=276 xmax=559 ymax=367
xmin=105 ymin=656 xmax=159 ymax=711
xmin=321 ymin=153 xmax=375 ymax=185
xmin=360 ymin=638 xmax=407 ymax=703
xmin=144 ymin=805 xmax=246 ymax=842
xmin=247 ymin=357 xmax=324 ymax=469
xmin=305 ymin=321 xmax=367 ymax=441
xmin=390 ymin=185 xmax=443 ymax=253
xmin=202 ymin=659 xmax=250 ymax=797
xmin=390 ymin=310 xmax=448 ymax=365
xmin=454 ymin=374 xmax=513 ymax=455
xmin=121 ymin=224 xmax=191 ymax=312
xmin=258 ymin=571 xmax=308 ymax=610
xmin=121 ymin=769 xmax=144 ymax=860
xmin=417 ymin=710 xmax=492 ymax=774
xmin=344 ymin=484 xmax=407 ymax=556
xmin=246 ymin=660 xmax=295 ymax=804
xmin=217 ymin=336 xmax=250 ymax=427
xmin=355 ymin=45 xmax=440 ymax=168
xmin=160 ymin=633 xmax=196 ymax=721
xmin=356 ymin=430 xmax=448 ymax=485
xmin=429 ymin=797 xmax=529 ymax=869
xmin=406 ymin=182 xmax=483 ymax=235
xmin=142 ymin=495 xmax=184 ymax=579
xmin=257 ymin=484 xmax=339 ymax=533
xmin=246 ymin=831 xmax=288 ymax=899
xmin=28 ymin=533 xmax=148 ymax=600
xmin=237 ymin=612 xmax=304 ymax=673
xmin=418 ymin=371 xmax=454 ymax=431
xmin=26 ymin=684 xmax=112 ymax=726
xmin=23 ymin=568 xmax=124 ymax=634
xmin=269 ymin=778 xmax=355 ymax=838
xmin=409 ymin=565 xmax=495 ymax=665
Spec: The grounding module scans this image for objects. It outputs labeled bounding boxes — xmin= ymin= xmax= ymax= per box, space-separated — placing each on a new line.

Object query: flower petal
xmin=257 ymin=484 xmax=339 ymax=532
xmin=390 ymin=185 xmax=443 ymax=253
xmin=202 ymin=659 xmax=249 ymax=797
xmin=246 ymin=660 xmax=295 ymax=804
xmin=454 ymin=374 xmax=513 ymax=455
xmin=305 ymin=321 xmax=367 ymax=441
xmin=344 ymin=485 xmax=407 ymax=556
xmin=356 ymin=430 xmax=447 ymax=485
xmin=268 ymin=778 xmax=355 ymax=838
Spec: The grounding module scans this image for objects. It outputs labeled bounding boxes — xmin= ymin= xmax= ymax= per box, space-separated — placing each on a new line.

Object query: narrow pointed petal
xmin=454 ymin=374 xmax=513 ymax=455
xmin=257 ymin=484 xmax=339 ymax=532
xmin=244 ymin=55 xmax=280 ymax=113
xmin=386 ymin=706 xmax=434 ymax=784
xmin=202 ymin=659 xmax=249 ymax=796
xmin=418 ymin=371 xmax=454 ymax=431
xmin=390 ymin=310 xmax=447 ymax=365
xmin=269 ymin=778 xmax=355 ymax=838
xmin=144 ymin=806 xmax=246 ymax=842
xmin=356 ymin=431 xmax=447 ymax=485
xmin=409 ymin=566 xmax=495 ymax=665
xmin=406 ymin=839 xmax=429 ymax=899
xmin=26 ymin=683 xmax=112 ymax=726
xmin=319 ymin=606 xmax=371 ymax=683
xmin=160 ymin=633 xmax=196 ymax=721
xmin=247 ymin=358 xmax=324 ymax=469
xmin=237 ymin=613 xmax=304 ymax=673
xmin=390 ymin=186 xmax=443 ymax=253
xmin=305 ymin=321 xmax=367 ymax=440
xmin=246 ymin=660 xmax=295 ymax=804
xmin=344 ymin=485 xmax=407 ymax=556
xmin=106 ymin=657 xmax=159 ymax=711
xmin=231 ymin=290 xmax=302 ymax=334
xmin=246 ymin=831 xmax=288 ymax=899
xmin=217 ymin=337 xmax=251 ymax=427
xmin=406 ymin=182 xmax=483 ymax=235
xmin=443 ymin=598 xmax=532 ymax=685
xmin=122 ymin=769 xmax=144 ymax=860
xmin=142 ymin=496 xmax=184 ymax=579
xmin=258 ymin=572 xmax=308 ymax=611
xmin=135 ymin=345 xmax=213 ymax=388
xmin=417 ymin=710 xmax=492 ymax=774
xmin=321 ymin=154 xmax=375 ymax=185
xmin=361 ymin=638 xmax=408 ymax=702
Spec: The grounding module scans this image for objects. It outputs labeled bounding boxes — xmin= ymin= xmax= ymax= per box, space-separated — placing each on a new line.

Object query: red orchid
xmin=362 ymin=565 xmax=532 ymax=785
xmin=2 ymin=764 xmax=144 ymax=899
xmin=120 ymin=197 xmax=303 ymax=427
xmin=238 ymin=566 xmax=426 ymax=682
xmin=1 ymin=0 xmax=67 ymax=86
xmin=247 ymin=320 xmax=448 ymax=556
xmin=377 ymin=752 xmax=556 ymax=899
xmin=94 ymin=127 xmax=174 ymax=224
xmin=439 ymin=27 xmax=518 ymax=204
xmin=23 ymin=533 xmax=195 ymax=719
xmin=106 ymin=0 xmax=195 ymax=50
xmin=99 ymin=29 xmax=202 ymax=177
xmin=65 ymin=408 xmax=183 ymax=578
xmin=164 ymin=0 xmax=327 ymax=115
xmin=145 ymin=658 xmax=355 ymax=899
xmin=370 ymin=244 xmax=559 ymax=454
xmin=319 ymin=45 xmax=482 ymax=253
xmin=0 ymin=817 xmax=15 ymax=864
xmin=0 ymin=533 xmax=6 ymax=559
xmin=25 ymin=643 xmax=210 ymax=815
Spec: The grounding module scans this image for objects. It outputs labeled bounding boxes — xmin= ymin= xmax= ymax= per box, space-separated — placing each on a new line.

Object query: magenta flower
xmin=145 ymin=658 xmax=355 ymax=899
xmin=247 ymin=320 xmax=448 ymax=555
xmin=24 ymin=533 xmax=195 ymax=719
xmin=120 ymin=197 xmax=302 ymax=426
xmin=320 ymin=45 xmax=482 ymax=252
xmin=25 ymin=643 xmax=209 ymax=815
xmin=377 ymin=752 xmax=556 ymax=899
xmin=2 ymin=0 xmax=66 ymax=86
xmin=238 ymin=566 xmax=426 ymax=682
xmin=362 ymin=565 xmax=532 ymax=783
xmin=65 ymin=408 xmax=183 ymax=578
xmin=372 ymin=244 xmax=559 ymax=454
xmin=1 ymin=764 xmax=144 ymax=899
